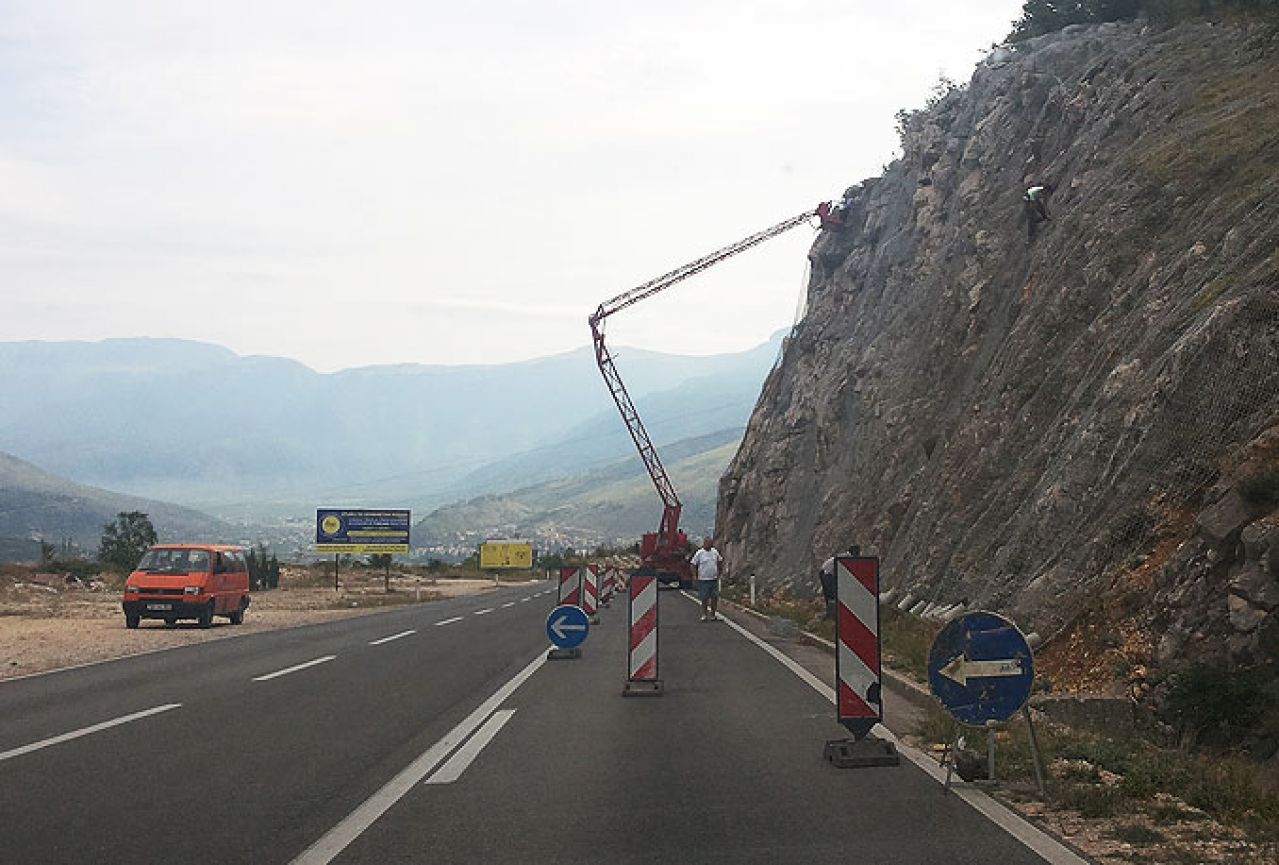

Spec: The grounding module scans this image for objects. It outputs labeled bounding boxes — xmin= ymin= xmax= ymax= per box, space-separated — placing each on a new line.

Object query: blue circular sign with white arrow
xmin=546 ymin=604 xmax=590 ymax=650
xmin=928 ymin=611 xmax=1034 ymax=726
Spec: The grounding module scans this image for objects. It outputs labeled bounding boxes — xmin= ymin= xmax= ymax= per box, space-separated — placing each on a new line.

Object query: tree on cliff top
xmin=1009 ymin=0 xmax=1275 ymax=41
xmin=1010 ymin=0 xmax=1141 ymax=40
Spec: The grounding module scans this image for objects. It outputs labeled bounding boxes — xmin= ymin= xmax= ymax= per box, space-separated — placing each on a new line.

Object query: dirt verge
xmin=0 ymin=567 xmax=522 ymax=681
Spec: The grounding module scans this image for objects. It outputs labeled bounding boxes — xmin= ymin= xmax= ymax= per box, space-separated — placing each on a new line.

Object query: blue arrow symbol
xmin=550 ymin=615 xmax=587 ymax=641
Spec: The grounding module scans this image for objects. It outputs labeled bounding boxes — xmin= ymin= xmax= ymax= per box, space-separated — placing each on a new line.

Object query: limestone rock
xmin=717 ymin=18 xmax=1279 ymax=656
xmin=1229 ymin=593 xmax=1267 ymax=633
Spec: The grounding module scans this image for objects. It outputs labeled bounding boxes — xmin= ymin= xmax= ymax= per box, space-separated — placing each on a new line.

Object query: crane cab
xmin=640 ymin=529 xmax=693 ymax=589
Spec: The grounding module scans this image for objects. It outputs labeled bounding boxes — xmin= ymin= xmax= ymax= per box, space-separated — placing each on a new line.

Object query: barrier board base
xmin=622 ymin=680 xmax=663 ymax=697
xmin=547 ymin=647 xmax=582 ymax=661
xmin=823 ymin=737 xmax=900 ymax=769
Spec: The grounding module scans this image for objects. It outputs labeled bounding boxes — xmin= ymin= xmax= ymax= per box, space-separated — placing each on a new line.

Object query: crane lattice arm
xmin=588 ymin=204 xmax=829 ymax=551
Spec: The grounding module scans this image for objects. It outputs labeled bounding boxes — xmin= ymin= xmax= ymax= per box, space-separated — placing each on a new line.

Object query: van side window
xmin=215 ymin=553 xmax=228 ymax=574
xmin=232 ymin=551 xmax=247 ymax=572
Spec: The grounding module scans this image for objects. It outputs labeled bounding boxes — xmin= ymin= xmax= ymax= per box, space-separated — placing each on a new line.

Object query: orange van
xmin=122 ymin=544 xmax=251 ymax=629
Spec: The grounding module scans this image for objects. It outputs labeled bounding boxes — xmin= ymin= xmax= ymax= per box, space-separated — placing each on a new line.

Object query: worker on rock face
xmin=1024 ymin=183 xmax=1054 ymax=241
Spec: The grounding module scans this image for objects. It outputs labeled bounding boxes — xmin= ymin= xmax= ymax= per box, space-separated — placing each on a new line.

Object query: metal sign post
xmin=622 ymin=574 xmax=661 ymax=696
xmin=825 ymin=556 xmax=898 ymax=768
xmin=927 ymin=611 xmax=1044 ymax=795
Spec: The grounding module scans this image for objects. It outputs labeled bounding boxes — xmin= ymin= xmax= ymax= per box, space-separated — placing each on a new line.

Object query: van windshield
xmin=137 ymin=549 xmax=210 ymax=575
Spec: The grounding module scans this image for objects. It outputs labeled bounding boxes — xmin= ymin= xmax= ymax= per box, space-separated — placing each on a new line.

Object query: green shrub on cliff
xmin=1009 ymin=0 xmax=1276 ymax=41
xmin=1010 ymin=0 xmax=1141 ymax=40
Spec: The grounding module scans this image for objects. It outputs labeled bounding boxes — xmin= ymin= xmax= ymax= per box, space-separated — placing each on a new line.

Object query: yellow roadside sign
xmin=479 ymin=541 xmax=533 ymax=570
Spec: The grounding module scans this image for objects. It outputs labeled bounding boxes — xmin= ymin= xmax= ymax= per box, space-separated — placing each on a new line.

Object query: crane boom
xmin=588 ymin=203 xmax=830 ymax=584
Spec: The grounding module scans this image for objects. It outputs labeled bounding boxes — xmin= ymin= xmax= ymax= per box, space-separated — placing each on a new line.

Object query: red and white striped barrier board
xmin=558 ymin=567 xmax=582 ymax=607
xmin=626 ymin=575 xmax=659 ymax=684
xmin=602 ymin=570 xmax=614 ymax=604
xmin=835 ymin=557 xmax=882 ymax=738
xmin=582 ymin=565 xmax=599 ymax=616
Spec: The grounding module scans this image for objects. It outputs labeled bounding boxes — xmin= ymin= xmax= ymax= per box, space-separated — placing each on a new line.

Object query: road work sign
xmin=834 ymin=557 xmax=882 ymax=739
xmin=582 ymin=565 xmax=599 ymax=619
xmin=622 ymin=574 xmax=661 ymax=696
xmin=315 ymin=509 xmax=410 ymax=555
xmin=928 ymin=611 xmax=1034 ymax=726
xmin=479 ymin=540 xmax=533 ymax=569
xmin=557 ymin=567 xmax=582 ymax=606
xmin=546 ymin=604 xmax=590 ymax=650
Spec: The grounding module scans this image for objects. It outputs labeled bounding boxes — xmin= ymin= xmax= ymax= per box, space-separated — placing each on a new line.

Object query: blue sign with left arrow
xmin=546 ymin=604 xmax=590 ymax=650
xmin=928 ymin=611 xmax=1034 ymax=726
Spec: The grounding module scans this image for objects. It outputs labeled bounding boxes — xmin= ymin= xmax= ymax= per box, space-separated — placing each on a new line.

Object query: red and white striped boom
xmin=588 ymin=205 xmax=829 ymax=577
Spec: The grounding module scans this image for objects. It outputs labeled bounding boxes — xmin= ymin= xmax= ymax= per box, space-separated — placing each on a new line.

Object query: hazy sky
xmin=1 ymin=1 xmax=1025 ymax=371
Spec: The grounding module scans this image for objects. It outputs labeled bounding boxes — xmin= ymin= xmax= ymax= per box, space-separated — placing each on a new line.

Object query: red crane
xmin=589 ymin=202 xmax=835 ymax=587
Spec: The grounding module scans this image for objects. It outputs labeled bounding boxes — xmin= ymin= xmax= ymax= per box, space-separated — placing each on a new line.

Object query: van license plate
xmin=146 ymin=603 xmax=172 ymax=611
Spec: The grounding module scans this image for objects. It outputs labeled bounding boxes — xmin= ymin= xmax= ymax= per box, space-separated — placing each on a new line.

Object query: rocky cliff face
xmin=719 ymin=19 xmax=1279 ymax=666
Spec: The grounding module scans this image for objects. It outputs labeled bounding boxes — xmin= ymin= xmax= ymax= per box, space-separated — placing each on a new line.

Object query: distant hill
xmin=0 ymin=451 xmax=231 ymax=560
xmin=0 ymin=335 xmax=782 ymax=515
xmin=413 ymin=429 xmax=742 ymax=549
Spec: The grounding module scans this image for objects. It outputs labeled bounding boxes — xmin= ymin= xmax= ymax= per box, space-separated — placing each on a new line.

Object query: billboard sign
xmin=315 ymin=509 xmax=411 ymax=555
xmin=479 ymin=540 xmax=534 ymax=569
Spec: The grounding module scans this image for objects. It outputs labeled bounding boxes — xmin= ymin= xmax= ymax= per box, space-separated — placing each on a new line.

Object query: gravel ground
xmin=0 ymin=570 xmax=520 ymax=681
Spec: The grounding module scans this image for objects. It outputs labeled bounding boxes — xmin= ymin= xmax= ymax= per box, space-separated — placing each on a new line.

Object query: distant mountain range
xmin=413 ymin=429 xmax=743 ymax=550
xmin=0 ymin=335 xmax=783 ymax=542
xmin=0 ymin=451 xmax=230 ymax=560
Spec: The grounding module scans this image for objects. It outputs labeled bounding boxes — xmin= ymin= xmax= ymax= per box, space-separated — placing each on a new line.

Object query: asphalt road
xmin=0 ymin=581 xmax=1082 ymax=865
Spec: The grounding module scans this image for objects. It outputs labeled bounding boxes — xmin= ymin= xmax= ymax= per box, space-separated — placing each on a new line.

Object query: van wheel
xmin=125 ymin=613 xmax=140 ymax=629
xmin=198 ymin=604 xmax=214 ymax=629
xmin=229 ymin=603 xmax=245 ymax=625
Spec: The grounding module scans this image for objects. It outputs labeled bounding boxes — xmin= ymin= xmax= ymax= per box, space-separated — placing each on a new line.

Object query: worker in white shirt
xmin=690 ymin=537 xmax=724 ymax=622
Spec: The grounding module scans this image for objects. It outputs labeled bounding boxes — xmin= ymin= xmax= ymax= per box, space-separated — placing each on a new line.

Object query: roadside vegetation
xmin=1009 ymin=0 xmax=1279 ymax=42
xmin=913 ymin=701 xmax=1279 ymax=855
xmin=724 ymin=582 xmax=1279 ymax=854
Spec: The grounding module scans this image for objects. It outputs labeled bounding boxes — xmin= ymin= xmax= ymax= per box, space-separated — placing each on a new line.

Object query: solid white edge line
xmin=369 ymin=630 xmax=417 ymax=646
xmin=424 ymin=709 xmax=516 ymax=785
xmin=435 ymin=616 xmax=463 ymax=626
xmin=252 ymin=655 xmax=336 ymax=682
xmin=0 ymin=703 xmax=182 ymax=763
xmin=290 ymin=650 xmax=548 ymax=865
xmin=682 ymin=592 xmax=1088 ymax=865
xmin=474 ymin=608 xmax=494 ymax=616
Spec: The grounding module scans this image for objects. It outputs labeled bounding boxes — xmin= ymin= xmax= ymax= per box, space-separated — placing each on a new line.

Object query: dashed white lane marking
xmin=369 ymin=630 xmax=416 ymax=646
xmin=0 ymin=703 xmax=182 ymax=764
xmin=520 ymin=597 xmax=531 ymax=603
xmin=424 ymin=709 xmax=515 ymax=785
xmin=290 ymin=650 xmax=547 ymax=865
xmin=252 ymin=656 xmax=336 ymax=682
xmin=435 ymin=616 xmax=463 ymax=626
xmin=474 ymin=608 xmax=493 ymax=616
xmin=691 ymin=593 xmax=1089 ymax=865
xmin=501 ymin=602 xmax=515 ymax=609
